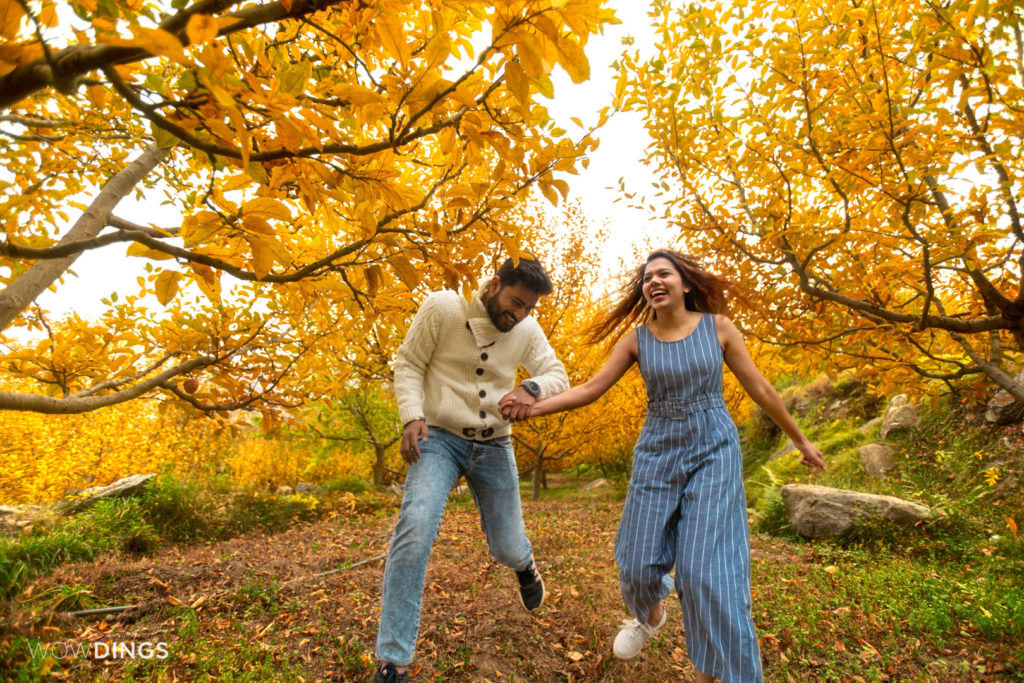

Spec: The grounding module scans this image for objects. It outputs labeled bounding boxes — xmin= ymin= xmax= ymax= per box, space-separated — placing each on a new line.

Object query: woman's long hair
xmin=587 ymin=250 xmax=733 ymax=344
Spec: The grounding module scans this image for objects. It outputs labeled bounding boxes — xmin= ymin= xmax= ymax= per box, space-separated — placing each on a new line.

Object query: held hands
xmin=796 ymin=440 xmax=826 ymax=471
xmin=498 ymin=386 xmax=536 ymax=422
xmin=400 ymin=419 xmax=429 ymax=464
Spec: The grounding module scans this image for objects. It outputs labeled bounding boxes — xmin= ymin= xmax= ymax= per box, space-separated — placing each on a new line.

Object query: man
xmin=374 ymin=257 xmax=569 ymax=682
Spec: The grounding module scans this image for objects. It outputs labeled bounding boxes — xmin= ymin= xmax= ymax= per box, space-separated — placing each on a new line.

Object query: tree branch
xmin=103 ymin=63 xmax=468 ymax=163
xmin=0 ymin=0 xmax=350 ymax=110
xmin=0 ymin=357 xmax=213 ymax=413
xmin=0 ymin=144 xmax=171 ymax=332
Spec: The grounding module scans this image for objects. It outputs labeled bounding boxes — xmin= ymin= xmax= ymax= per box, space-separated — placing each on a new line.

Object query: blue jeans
xmin=376 ymin=427 xmax=534 ymax=666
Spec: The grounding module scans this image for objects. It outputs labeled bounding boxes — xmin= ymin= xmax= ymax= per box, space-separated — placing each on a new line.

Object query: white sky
xmin=11 ymin=0 xmax=669 ymax=339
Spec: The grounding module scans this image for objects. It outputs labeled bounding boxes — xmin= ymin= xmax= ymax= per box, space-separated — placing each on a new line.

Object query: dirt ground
xmin=3 ymin=481 xmax=1019 ymax=681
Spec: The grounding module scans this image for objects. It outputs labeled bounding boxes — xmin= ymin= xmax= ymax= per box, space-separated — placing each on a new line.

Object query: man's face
xmin=483 ymin=278 xmax=541 ymax=332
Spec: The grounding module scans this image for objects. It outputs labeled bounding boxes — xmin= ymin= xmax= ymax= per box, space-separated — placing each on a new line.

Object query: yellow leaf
xmin=504 ymin=60 xmax=530 ymax=106
xmin=365 ymin=265 xmax=382 ymax=297
xmin=86 ymin=84 xmax=107 ymax=109
xmin=1007 ymin=516 xmax=1018 ymax=537
xmin=0 ymin=41 xmax=44 ymax=73
xmin=333 ymin=83 xmax=382 ymax=106
xmin=554 ymin=35 xmax=589 ymax=83
xmin=425 ymin=34 xmax=449 ymax=69
xmin=154 ymin=270 xmax=181 ymax=305
xmin=538 ymin=181 xmax=559 ymax=206
xmin=185 ymin=14 xmax=218 ymax=46
xmin=0 ymin=0 xmax=25 ymax=40
xmin=190 ymin=264 xmax=221 ymax=303
xmin=38 ymin=1 xmax=57 ymax=27
xmin=389 ymin=255 xmax=420 ymax=290
xmin=127 ymin=242 xmax=174 ymax=260
xmin=515 ymin=34 xmax=546 ymax=80
xmin=241 ymin=214 xmax=274 ymax=235
xmin=245 ymin=235 xmax=275 ymax=279
xmin=132 ymin=27 xmax=188 ymax=64
xmin=375 ymin=15 xmax=410 ymax=67
xmin=274 ymin=118 xmax=303 ymax=154
xmin=824 ymin=565 xmax=838 ymax=574
xmin=242 ymin=197 xmax=291 ymax=221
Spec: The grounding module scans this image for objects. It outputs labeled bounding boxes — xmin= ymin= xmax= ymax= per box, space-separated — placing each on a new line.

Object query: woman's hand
xmin=796 ymin=440 xmax=826 ymax=471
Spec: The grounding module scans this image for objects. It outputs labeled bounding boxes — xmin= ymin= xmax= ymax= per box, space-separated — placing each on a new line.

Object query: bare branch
xmin=0 ymin=357 xmax=213 ymax=413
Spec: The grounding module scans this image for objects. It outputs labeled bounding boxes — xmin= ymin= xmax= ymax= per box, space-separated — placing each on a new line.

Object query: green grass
xmin=0 ymin=472 xmax=322 ymax=606
xmin=743 ymin=393 xmax=1023 ymax=673
xmin=753 ymin=543 xmax=1024 ymax=677
xmin=120 ymin=606 xmax=309 ymax=681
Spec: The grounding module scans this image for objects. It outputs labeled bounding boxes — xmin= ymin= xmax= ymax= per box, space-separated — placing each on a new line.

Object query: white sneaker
xmin=612 ymin=604 xmax=667 ymax=660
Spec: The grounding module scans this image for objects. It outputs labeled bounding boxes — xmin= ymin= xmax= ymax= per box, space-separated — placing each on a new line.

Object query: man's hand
xmin=498 ymin=386 xmax=536 ymax=422
xmin=400 ymin=419 xmax=429 ymax=464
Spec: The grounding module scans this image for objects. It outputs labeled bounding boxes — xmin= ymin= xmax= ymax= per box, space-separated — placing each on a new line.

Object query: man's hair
xmin=496 ymin=257 xmax=554 ymax=296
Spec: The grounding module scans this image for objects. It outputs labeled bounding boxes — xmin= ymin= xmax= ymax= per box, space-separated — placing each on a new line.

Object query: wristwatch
xmin=520 ymin=380 xmax=541 ymax=399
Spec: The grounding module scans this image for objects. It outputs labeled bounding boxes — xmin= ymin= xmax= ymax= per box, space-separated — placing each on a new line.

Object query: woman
xmin=509 ymin=250 xmax=825 ymax=681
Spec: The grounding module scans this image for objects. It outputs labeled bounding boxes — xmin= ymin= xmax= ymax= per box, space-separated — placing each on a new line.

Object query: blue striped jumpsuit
xmin=615 ymin=315 xmax=763 ymax=681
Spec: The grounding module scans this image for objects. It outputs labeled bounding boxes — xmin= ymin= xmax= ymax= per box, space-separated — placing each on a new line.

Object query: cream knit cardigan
xmin=393 ymin=286 xmax=569 ymax=440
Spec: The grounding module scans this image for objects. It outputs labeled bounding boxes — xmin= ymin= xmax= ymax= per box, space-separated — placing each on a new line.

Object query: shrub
xmin=139 ymin=470 xmax=216 ymax=542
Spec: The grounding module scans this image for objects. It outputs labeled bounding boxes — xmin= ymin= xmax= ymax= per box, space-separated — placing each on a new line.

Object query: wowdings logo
xmin=28 ymin=640 xmax=170 ymax=661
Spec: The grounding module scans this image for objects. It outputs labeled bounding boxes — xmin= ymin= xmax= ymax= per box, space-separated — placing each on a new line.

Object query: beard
xmin=484 ymin=291 xmax=519 ymax=331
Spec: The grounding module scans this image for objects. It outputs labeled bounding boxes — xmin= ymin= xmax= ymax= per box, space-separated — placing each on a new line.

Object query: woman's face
xmin=642 ymin=257 xmax=688 ymax=309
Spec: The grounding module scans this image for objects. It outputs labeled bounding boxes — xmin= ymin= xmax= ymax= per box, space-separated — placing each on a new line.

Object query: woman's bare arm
xmin=525 ymin=329 xmax=639 ymax=418
xmin=718 ymin=316 xmax=826 ymax=470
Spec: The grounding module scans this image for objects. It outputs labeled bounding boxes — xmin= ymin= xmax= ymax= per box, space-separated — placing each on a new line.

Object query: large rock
xmin=880 ymin=394 xmax=919 ymax=439
xmin=581 ymin=478 xmax=608 ymax=491
xmin=0 ymin=504 xmax=47 ymax=535
xmin=985 ymin=370 xmax=1024 ymax=425
xmin=56 ymin=474 xmax=156 ymax=515
xmin=859 ymin=416 xmax=882 ymax=434
xmin=780 ymin=484 xmax=931 ymax=539
xmin=858 ymin=444 xmax=895 ymax=478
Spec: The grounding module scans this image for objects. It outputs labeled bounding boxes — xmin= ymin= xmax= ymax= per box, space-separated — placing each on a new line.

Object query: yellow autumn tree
xmin=0 ymin=0 xmax=616 ymax=421
xmin=622 ymin=0 xmax=1024 ymax=402
xmin=0 ymin=377 xmax=240 ymax=503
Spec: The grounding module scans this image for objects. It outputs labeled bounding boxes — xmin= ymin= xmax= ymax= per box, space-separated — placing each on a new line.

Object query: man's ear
xmin=487 ymin=276 xmax=501 ymax=297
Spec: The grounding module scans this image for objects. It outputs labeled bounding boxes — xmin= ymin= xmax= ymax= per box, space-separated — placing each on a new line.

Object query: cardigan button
xmin=481 ymin=352 xmax=488 ymax=361
xmin=481 ymin=428 xmax=494 ymax=438
xmin=476 ymin=368 xmax=484 ymax=376
xmin=479 ymin=390 xmax=486 ymax=398
xmin=479 ymin=411 xmax=486 ymax=418
xmin=462 ymin=427 xmax=477 ymax=437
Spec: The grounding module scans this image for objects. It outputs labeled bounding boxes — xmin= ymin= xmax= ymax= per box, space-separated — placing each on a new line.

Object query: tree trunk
xmin=373 ymin=444 xmax=387 ymax=487
xmin=531 ymin=455 xmax=544 ymax=501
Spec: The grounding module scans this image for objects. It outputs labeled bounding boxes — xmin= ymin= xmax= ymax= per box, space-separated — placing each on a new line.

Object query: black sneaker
xmin=373 ymin=663 xmax=409 ymax=683
xmin=516 ymin=561 xmax=545 ymax=611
